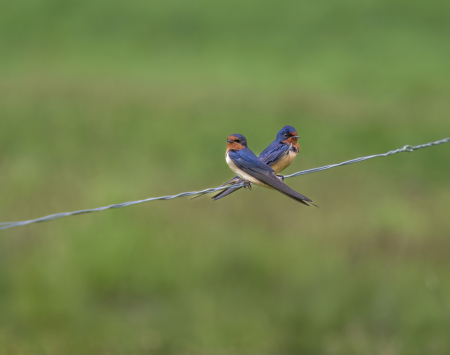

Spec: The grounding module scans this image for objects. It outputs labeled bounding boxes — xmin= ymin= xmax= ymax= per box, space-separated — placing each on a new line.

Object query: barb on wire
xmin=1 ymin=137 xmax=449 ymax=231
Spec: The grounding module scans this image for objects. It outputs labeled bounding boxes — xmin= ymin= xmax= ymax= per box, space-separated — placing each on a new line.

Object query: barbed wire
xmin=1 ymin=137 xmax=449 ymax=231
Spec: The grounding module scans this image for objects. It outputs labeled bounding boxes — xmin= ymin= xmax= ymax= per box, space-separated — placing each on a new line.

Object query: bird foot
xmin=276 ymin=174 xmax=285 ymax=181
xmin=243 ymin=181 xmax=252 ymax=190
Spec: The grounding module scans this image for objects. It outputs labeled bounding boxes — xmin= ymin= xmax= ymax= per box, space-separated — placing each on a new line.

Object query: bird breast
xmin=226 ymin=153 xmax=265 ymax=186
xmin=271 ymin=146 xmax=298 ymax=174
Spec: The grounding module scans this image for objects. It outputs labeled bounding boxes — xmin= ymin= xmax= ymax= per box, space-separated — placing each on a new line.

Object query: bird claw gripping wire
xmin=243 ymin=181 xmax=252 ymax=190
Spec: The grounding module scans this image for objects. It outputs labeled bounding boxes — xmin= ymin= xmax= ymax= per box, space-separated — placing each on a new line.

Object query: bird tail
xmin=278 ymin=189 xmax=316 ymax=207
xmin=190 ymin=176 xmax=242 ymax=200
xmin=252 ymin=171 xmax=318 ymax=207
xmin=211 ymin=185 xmax=243 ymax=200
xmin=275 ymin=182 xmax=317 ymax=207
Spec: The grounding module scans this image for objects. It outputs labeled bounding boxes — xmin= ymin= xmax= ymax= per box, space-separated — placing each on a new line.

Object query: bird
xmin=211 ymin=125 xmax=301 ymax=201
xmin=224 ymin=133 xmax=316 ymax=206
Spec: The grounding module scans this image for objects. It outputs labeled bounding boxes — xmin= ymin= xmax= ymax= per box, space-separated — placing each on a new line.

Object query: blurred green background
xmin=1 ymin=0 xmax=450 ymax=354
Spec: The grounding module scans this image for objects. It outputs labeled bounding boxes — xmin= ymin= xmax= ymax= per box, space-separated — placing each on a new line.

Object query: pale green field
xmin=1 ymin=0 xmax=450 ymax=354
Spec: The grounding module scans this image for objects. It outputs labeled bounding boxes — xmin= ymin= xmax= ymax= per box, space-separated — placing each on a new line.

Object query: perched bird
xmin=212 ymin=125 xmax=301 ymax=200
xmin=224 ymin=133 xmax=315 ymax=206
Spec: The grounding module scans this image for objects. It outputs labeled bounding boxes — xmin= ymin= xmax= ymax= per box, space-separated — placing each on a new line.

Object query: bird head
xmin=227 ymin=134 xmax=248 ymax=150
xmin=276 ymin=125 xmax=300 ymax=144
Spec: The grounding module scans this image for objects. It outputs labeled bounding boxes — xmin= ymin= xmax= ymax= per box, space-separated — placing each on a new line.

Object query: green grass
xmin=1 ymin=0 xmax=450 ymax=354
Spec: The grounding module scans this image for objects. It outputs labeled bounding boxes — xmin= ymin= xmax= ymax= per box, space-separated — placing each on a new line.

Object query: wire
xmin=1 ymin=137 xmax=449 ymax=231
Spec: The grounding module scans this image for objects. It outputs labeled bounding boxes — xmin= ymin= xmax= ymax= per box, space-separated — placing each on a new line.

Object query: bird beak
xmin=291 ymin=135 xmax=300 ymax=139
xmin=227 ymin=139 xmax=234 ymax=143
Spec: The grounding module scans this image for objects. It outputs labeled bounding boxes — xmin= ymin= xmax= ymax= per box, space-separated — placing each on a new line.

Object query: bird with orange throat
xmin=224 ymin=133 xmax=316 ymax=206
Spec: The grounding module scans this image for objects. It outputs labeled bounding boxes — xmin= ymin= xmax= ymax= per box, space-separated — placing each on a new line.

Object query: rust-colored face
xmin=227 ymin=135 xmax=246 ymax=151
xmin=282 ymin=131 xmax=299 ymax=144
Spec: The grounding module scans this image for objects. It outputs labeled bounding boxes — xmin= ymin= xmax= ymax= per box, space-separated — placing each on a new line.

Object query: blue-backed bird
xmin=224 ymin=133 xmax=315 ymax=206
xmin=212 ymin=125 xmax=301 ymax=200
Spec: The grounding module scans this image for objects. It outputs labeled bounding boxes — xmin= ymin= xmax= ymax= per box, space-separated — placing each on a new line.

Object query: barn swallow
xmin=211 ymin=125 xmax=301 ymax=200
xmin=224 ymin=134 xmax=315 ymax=206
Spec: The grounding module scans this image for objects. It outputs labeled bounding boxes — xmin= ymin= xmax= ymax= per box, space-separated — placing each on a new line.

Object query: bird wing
xmin=229 ymin=149 xmax=314 ymax=206
xmin=259 ymin=142 xmax=289 ymax=166
xmin=229 ymin=148 xmax=274 ymax=173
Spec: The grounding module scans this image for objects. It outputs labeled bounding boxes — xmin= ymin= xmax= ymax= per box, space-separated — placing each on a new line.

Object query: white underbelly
xmin=226 ymin=154 xmax=266 ymax=187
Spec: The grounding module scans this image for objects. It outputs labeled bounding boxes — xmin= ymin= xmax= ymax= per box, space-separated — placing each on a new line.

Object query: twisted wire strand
xmin=1 ymin=137 xmax=449 ymax=231
xmin=285 ymin=138 xmax=449 ymax=178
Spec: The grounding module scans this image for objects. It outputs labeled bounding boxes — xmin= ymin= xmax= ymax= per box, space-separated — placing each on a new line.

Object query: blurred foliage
xmin=1 ymin=0 xmax=450 ymax=354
